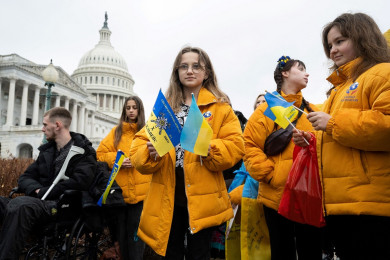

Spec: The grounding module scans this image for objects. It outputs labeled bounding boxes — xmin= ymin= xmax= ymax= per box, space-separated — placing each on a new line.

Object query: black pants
xmin=263 ymin=205 xmax=322 ymax=260
xmin=326 ymin=215 xmax=390 ymax=260
xmin=164 ymin=205 xmax=213 ymax=260
xmin=0 ymin=196 xmax=56 ymax=259
xmin=115 ymin=202 xmax=145 ymax=260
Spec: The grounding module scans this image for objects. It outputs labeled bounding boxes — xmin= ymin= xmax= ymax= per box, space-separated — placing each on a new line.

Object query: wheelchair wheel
xmin=65 ymin=217 xmax=105 ymax=260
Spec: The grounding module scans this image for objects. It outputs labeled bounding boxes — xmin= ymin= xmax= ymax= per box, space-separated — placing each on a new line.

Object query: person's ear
xmin=55 ymin=121 xmax=62 ymax=129
xmin=281 ymin=70 xmax=289 ymax=78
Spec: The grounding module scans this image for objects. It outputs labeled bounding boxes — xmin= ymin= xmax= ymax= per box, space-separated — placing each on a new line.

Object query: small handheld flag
xmin=145 ymin=90 xmax=182 ymax=157
xmin=97 ymin=150 xmax=125 ymax=206
xmin=264 ymin=91 xmax=298 ymax=129
xmin=180 ymin=93 xmax=213 ymax=156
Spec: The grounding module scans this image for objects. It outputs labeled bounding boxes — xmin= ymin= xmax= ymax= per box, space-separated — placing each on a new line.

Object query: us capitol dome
xmin=72 ymin=12 xmax=135 ymax=118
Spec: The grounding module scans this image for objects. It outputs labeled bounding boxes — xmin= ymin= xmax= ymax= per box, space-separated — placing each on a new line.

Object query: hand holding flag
xmin=145 ymin=90 xmax=182 ymax=157
xmin=180 ymin=93 xmax=213 ymax=156
xmin=97 ymin=150 xmax=125 ymax=206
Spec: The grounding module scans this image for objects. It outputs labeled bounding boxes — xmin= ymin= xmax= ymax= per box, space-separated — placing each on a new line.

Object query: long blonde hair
xmin=165 ymin=46 xmax=228 ymax=112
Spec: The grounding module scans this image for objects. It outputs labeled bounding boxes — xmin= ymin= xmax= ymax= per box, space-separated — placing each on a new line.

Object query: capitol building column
xmin=78 ymin=103 xmax=85 ymax=134
xmin=91 ymin=112 xmax=95 ymax=138
xmin=116 ymin=95 xmax=120 ymax=112
xmin=5 ymin=78 xmax=16 ymax=126
xmin=103 ymin=94 xmax=107 ymax=110
xmin=32 ymin=85 xmax=41 ymax=125
xmin=55 ymin=95 xmax=61 ymax=107
xmin=64 ymin=96 xmax=69 ymax=110
xmin=109 ymin=94 xmax=113 ymax=111
xmin=20 ymin=82 xmax=29 ymax=126
xmin=84 ymin=109 xmax=89 ymax=136
xmin=71 ymin=101 xmax=78 ymax=132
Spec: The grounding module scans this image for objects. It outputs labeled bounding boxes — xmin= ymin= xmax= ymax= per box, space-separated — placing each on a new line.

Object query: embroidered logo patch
xmin=203 ymin=111 xmax=213 ymax=121
xmin=346 ymin=82 xmax=359 ymax=95
xmin=341 ymin=82 xmax=359 ymax=102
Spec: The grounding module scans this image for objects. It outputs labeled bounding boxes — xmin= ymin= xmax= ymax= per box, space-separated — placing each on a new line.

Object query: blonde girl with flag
xmin=97 ymin=96 xmax=151 ymax=260
xmin=293 ymin=13 xmax=390 ymax=260
xmin=130 ymin=46 xmax=245 ymax=258
xmin=243 ymin=56 xmax=321 ymax=260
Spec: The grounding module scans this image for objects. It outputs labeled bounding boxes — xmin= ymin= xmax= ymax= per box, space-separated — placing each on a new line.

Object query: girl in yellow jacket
xmin=97 ymin=96 xmax=151 ymax=260
xmin=244 ymin=56 xmax=321 ymax=260
xmin=293 ymin=13 xmax=390 ymax=260
xmin=130 ymin=46 xmax=245 ymax=258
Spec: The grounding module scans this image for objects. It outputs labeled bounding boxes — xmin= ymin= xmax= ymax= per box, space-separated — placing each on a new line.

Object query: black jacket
xmin=18 ymin=132 xmax=97 ymax=200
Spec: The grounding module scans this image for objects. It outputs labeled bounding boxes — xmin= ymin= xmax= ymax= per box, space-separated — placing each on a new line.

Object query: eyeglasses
xmin=177 ymin=63 xmax=204 ymax=74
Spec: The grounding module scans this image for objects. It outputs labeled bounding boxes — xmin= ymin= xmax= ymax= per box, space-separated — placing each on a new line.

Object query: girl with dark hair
xmin=97 ymin=96 xmax=151 ymax=260
xmin=130 ymin=46 xmax=245 ymax=258
xmin=244 ymin=56 xmax=321 ymax=260
xmin=294 ymin=12 xmax=390 ymax=260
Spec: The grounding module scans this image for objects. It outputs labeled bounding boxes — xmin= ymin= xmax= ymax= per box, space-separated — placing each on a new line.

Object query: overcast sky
xmin=2 ymin=0 xmax=389 ymax=119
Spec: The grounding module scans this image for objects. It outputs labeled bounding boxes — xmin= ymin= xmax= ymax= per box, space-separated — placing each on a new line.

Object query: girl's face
xmin=126 ymin=99 xmax=138 ymax=123
xmin=283 ymin=62 xmax=309 ymax=89
xmin=255 ymin=96 xmax=266 ymax=109
xmin=327 ymin=26 xmax=357 ymax=67
xmin=178 ymin=52 xmax=207 ymax=91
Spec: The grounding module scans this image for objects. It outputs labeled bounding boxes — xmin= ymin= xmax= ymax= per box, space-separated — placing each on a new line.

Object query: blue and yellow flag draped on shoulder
xmin=264 ymin=91 xmax=298 ymax=129
xmin=145 ymin=89 xmax=182 ymax=157
xmin=97 ymin=150 xmax=125 ymax=206
xmin=180 ymin=93 xmax=213 ymax=156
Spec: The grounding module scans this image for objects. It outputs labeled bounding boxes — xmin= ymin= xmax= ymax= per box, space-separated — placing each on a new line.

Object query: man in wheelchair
xmin=0 ymin=107 xmax=97 ymax=259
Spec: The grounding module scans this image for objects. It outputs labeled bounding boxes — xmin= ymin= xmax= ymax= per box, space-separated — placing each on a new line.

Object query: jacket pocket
xmin=143 ymin=182 xmax=164 ymax=217
xmin=351 ymin=149 xmax=370 ymax=183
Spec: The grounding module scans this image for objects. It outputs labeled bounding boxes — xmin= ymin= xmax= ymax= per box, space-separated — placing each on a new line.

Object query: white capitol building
xmin=0 ymin=13 xmax=135 ymax=158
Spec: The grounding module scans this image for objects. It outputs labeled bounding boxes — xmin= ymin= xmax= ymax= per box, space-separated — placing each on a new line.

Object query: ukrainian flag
xmin=97 ymin=150 xmax=125 ymax=206
xmin=145 ymin=89 xmax=182 ymax=157
xmin=264 ymin=91 xmax=298 ymax=129
xmin=180 ymin=93 xmax=213 ymax=156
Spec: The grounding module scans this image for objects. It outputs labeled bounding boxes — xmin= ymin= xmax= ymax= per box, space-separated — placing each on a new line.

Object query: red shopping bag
xmin=278 ymin=133 xmax=326 ymax=227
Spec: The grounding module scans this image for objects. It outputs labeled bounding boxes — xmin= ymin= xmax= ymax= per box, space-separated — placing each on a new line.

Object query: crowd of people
xmin=0 ymin=12 xmax=389 ymax=260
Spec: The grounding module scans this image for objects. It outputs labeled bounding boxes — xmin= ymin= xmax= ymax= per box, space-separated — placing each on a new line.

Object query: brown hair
xmin=114 ymin=96 xmax=145 ymax=149
xmin=322 ymin=13 xmax=390 ymax=93
xmin=165 ymin=46 xmax=228 ymax=113
xmin=44 ymin=107 xmax=72 ymax=129
xmin=273 ymin=59 xmax=313 ymax=113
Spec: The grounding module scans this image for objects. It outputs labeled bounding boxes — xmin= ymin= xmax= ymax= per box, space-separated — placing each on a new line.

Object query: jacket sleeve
xmin=96 ymin=128 xmax=118 ymax=169
xmin=326 ymin=74 xmax=390 ymax=151
xmin=37 ymin=147 xmax=97 ymax=200
xmin=18 ymin=160 xmax=44 ymax=197
xmin=129 ymin=127 xmax=167 ymax=175
xmin=202 ymin=106 xmax=245 ymax=172
xmin=243 ymin=107 xmax=275 ymax=183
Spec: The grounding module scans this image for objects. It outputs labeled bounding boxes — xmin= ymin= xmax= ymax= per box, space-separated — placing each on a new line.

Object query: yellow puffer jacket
xmin=130 ymin=87 xmax=245 ymax=256
xmin=97 ymin=122 xmax=151 ymax=204
xmin=244 ymin=92 xmax=318 ymax=211
xmin=319 ymin=58 xmax=390 ymax=217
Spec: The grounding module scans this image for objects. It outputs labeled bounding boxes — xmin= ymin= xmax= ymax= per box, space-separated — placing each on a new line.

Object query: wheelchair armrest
xmin=8 ymin=187 xmax=22 ymax=198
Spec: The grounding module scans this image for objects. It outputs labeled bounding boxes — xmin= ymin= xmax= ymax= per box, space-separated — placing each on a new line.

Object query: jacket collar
xmin=327 ymin=57 xmax=362 ymax=86
xmin=281 ymin=90 xmax=303 ymax=108
xmin=122 ymin=122 xmax=138 ymax=131
xmin=196 ymin=87 xmax=218 ymax=107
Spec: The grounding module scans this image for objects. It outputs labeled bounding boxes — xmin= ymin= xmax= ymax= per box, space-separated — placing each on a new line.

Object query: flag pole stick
xmin=284 ymin=116 xmax=310 ymax=145
xmin=265 ymin=90 xmax=308 ymax=115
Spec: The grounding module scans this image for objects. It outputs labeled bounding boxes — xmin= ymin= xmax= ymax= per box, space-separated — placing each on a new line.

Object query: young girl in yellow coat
xmin=130 ymin=46 xmax=245 ymax=258
xmin=97 ymin=96 xmax=151 ymax=260
xmin=244 ymin=56 xmax=321 ymax=260
xmin=294 ymin=13 xmax=390 ymax=259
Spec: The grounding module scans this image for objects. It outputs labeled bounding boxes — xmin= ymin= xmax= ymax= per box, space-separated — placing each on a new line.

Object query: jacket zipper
xmin=183 ymin=151 xmax=194 ymax=234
